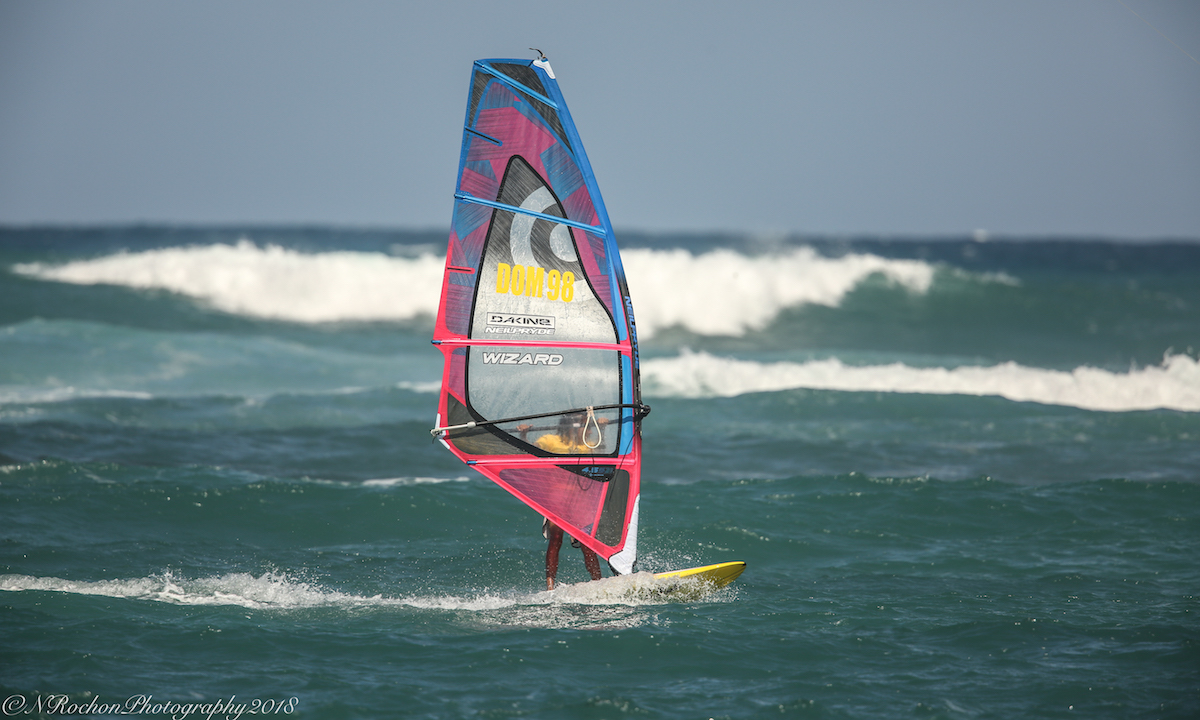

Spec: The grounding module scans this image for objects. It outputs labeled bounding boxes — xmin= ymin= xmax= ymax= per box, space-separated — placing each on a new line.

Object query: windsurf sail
xmin=430 ymin=54 xmax=647 ymax=575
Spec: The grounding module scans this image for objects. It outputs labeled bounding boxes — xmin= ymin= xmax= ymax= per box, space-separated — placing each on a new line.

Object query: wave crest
xmin=13 ymin=243 xmax=942 ymax=335
xmin=14 ymin=241 xmax=444 ymax=324
xmin=642 ymin=351 xmax=1200 ymax=412
xmin=623 ymin=246 xmax=934 ymax=337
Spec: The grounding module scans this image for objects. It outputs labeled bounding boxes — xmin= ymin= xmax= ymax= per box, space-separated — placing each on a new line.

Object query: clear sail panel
xmin=467 ymin=346 xmax=621 ymax=455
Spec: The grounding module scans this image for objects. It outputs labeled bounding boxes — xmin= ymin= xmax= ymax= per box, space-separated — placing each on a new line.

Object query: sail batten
xmin=433 ymin=338 xmax=630 ymax=350
xmin=432 ymin=56 xmax=644 ymax=576
xmin=453 ymin=192 xmax=607 ymax=236
xmin=473 ymin=61 xmax=560 ymax=109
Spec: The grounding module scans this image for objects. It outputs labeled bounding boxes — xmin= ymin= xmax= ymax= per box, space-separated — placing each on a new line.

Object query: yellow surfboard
xmin=654 ymin=561 xmax=746 ymax=589
xmin=547 ymin=561 xmax=746 ymax=602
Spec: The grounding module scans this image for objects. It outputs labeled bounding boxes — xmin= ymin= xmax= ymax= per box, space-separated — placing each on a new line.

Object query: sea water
xmin=1 ymin=227 xmax=1197 ymax=719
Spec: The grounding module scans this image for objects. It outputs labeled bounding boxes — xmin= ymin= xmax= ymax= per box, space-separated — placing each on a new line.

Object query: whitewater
xmin=12 ymin=239 xmax=1198 ymax=412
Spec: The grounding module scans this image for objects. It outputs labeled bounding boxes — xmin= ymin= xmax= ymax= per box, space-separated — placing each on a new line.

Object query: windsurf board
xmin=654 ymin=561 xmax=746 ymax=588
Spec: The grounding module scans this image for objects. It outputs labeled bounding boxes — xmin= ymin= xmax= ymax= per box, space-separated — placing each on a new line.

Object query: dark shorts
xmin=543 ymin=518 xmax=582 ymax=548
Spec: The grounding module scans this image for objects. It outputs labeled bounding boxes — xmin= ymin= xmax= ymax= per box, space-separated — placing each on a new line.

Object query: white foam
xmin=395 ymin=380 xmax=442 ymax=394
xmin=13 ymin=243 xmax=939 ymax=336
xmin=547 ymin=571 xmax=736 ymax=605
xmin=14 ymin=241 xmax=445 ymax=324
xmin=0 ymin=571 xmax=522 ymax=611
xmin=642 ymin=351 xmax=1200 ymax=412
xmin=360 ymin=476 xmax=471 ymax=487
xmin=0 ymin=386 xmax=155 ymax=405
xmin=621 ymin=246 xmax=935 ymax=337
xmin=0 ymin=571 xmax=340 ymax=609
xmin=0 ymin=570 xmax=715 ymax=613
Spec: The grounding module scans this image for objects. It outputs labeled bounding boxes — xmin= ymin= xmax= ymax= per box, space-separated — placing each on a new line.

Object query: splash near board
xmin=430 ymin=54 xmax=648 ymax=575
xmin=546 ymin=562 xmax=748 ymax=603
xmin=645 ymin=561 xmax=748 ymax=601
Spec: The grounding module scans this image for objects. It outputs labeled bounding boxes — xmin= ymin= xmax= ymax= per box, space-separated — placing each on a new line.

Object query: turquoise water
xmin=2 ymin=227 xmax=1198 ymax=719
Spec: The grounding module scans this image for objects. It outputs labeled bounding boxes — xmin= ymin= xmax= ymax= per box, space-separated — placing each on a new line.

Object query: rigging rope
xmin=582 ymin=406 xmax=602 ymax=449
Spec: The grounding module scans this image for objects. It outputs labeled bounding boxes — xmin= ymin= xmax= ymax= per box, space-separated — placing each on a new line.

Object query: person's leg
xmin=581 ymin=545 xmax=602 ymax=581
xmin=545 ymin=523 xmax=564 ymax=590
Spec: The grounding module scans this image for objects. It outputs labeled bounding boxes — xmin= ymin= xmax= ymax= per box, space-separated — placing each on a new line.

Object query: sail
xmin=431 ymin=56 xmax=646 ymax=575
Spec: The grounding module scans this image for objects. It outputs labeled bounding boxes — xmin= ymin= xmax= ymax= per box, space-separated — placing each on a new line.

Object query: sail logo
xmin=479 ymin=351 xmax=564 ymax=366
xmin=496 ymin=263 xmax=575 ymax=302
xmin=571 ymin=465 xmax=616 ymax=482
xmin=485 ymin=313 xmax=555 ymax=335
xmin=508 ymin=183 xmax=579 ymax=268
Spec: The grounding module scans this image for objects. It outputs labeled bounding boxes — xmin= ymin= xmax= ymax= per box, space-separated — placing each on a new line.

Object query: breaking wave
xmin=13 ymin=241 xmax=445 ymax=324
xmin=13 ymin=242 xmax=949 ymax=336
xmin=642 ymin=351 xmax=1200 ymax=412
xmin=623 ymin=246 xmax=938 ymax=336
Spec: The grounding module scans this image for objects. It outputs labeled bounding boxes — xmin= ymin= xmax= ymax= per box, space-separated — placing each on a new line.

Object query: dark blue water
xmin=2 ymin=227 xmax=1198 ymax=719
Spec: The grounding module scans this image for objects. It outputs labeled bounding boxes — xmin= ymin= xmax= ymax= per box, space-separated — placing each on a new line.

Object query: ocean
xmin=1 ymin=226 xmax=1197 ymax=719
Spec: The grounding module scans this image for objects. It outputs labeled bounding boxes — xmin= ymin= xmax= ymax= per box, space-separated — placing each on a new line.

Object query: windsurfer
xmin=543 ymin=517 xmax=602 ymax=590
xmin=516 ymin=412 xmax=607 ymax=455
xmin=516 ymin=413 xmax=608 ymax=588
